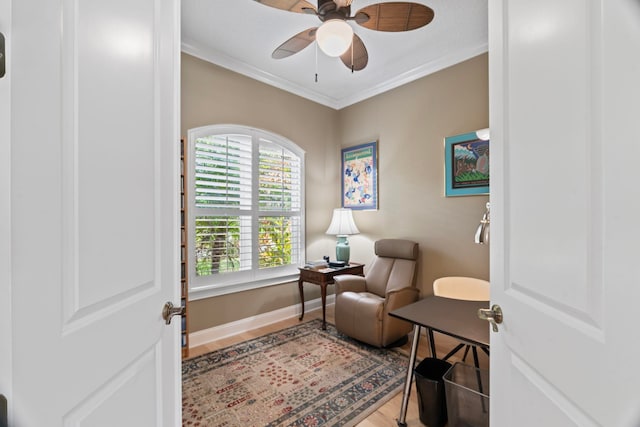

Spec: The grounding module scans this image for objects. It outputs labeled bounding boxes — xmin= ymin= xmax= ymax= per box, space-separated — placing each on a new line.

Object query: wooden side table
xmin=298 ymin=263 xmax=364 ymax=330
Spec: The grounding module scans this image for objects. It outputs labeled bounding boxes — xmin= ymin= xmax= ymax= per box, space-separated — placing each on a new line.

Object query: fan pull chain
xmin=351 ymin=39 xmax=354 ymax=73
xmin=315 ymin=43 xmax=318 ymax=83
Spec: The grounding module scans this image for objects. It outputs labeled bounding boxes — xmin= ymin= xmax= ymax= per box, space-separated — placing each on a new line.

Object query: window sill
xmin=188 ymin=272 xmax=300 ymax=300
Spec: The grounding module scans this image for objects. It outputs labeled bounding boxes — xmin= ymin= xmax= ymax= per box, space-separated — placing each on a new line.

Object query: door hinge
xmin=0 ymin=393 xmax=7 ymax=427
xmin=0 ymin=33 xmax=5 ymax=78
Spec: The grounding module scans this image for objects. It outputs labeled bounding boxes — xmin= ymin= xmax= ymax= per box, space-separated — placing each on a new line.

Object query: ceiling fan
xmin=254 ymin=0 xmax=435 ymax=71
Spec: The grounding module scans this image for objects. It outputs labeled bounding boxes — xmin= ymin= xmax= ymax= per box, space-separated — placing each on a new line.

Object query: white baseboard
xmin=189 ymin=295 xmax=335 ymax=348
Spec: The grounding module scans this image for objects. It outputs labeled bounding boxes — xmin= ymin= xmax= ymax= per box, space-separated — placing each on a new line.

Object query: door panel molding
xmin=62 ymin=347 xmax=159 ymax=426
xmin=60 ymin=0 xmax=164 ymax=329
xmin=510 ymin=354 xmax=599 ymax=427
xmin=502 ymin=0 xmax=604 ymax=325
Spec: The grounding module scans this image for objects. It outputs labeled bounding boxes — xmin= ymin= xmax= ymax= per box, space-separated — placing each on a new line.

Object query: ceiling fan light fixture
xmin=316 ymin=19 xmax=353 ymax=57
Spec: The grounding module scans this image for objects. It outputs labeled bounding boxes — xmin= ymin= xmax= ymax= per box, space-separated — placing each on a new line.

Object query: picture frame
xmin=341 ymin=141 xmax=378 ymax=210
xmin=444 ymin=130 xmax=490 ymax=197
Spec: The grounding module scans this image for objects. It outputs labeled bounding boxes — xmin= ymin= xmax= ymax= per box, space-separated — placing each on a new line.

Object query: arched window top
xmin=188 ymin=124 xmax=305 ymax=159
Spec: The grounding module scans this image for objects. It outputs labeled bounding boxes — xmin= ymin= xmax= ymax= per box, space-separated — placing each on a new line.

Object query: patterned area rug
xmin=182 ymin=319 xmax=409 ymax=426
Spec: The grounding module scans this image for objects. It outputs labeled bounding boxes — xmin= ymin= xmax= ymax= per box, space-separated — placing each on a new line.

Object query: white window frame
xmin=187 ymin=124 xmax=306 ymax=299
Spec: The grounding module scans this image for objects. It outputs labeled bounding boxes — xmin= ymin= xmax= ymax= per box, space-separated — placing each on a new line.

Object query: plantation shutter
xmin=194 ymin=134 xmax=253 ymax=275
xmin=194 ymin=134 xmax=252 ymax=209
xmin=188 ymin=126 xmax=305 ymax=297
xmin=259 ymin=139 xmax=301 ymax=211
xmin=258 ymin=139 xmax=302 ymax=269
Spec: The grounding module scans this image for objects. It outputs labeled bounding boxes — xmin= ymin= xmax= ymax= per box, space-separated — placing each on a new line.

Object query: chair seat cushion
xmin=335 ymin=291 xmax=385 ymax=345
xmin=341 ymin=291 xmax=384 ymax=319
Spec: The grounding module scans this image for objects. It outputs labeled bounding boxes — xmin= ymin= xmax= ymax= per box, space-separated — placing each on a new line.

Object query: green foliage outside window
xmin=194 ymin=216 xmax=293 ymax=276
xmin=194 ymin=216 xmax=240 ymax=276
xmin=258 ymin=217 xmax=292 ymax=268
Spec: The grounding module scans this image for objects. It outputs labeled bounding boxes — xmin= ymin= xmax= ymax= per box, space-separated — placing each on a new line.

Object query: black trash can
xmin=414 ymin=357 xmax=452 ymax=427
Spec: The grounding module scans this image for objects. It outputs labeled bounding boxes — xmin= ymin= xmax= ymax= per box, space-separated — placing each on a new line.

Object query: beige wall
xmin=182 ymin=52 xmax=489 ymax=333
xmin=182 ymin=53 xmax=341 ymax=332
xmin=337 ymin=54 xmax=490 ymax=297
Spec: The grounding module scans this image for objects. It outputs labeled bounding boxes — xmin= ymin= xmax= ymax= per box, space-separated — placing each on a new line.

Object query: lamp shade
xmin=326 ymin=208 xmax=360 ymax=236
xmin=316 ymin=20 xmax=353 ymax=57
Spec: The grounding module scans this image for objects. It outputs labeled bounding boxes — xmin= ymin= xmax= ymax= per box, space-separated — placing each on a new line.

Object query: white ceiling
xmin=181 ymin=0 xmax=488 ymax=110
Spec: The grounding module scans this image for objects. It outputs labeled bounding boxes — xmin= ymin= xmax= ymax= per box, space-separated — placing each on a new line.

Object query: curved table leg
xmin=320 ymin=282 xmax=327 ymax=330
xmin=298 ymin=278 xmax=305 ymax=321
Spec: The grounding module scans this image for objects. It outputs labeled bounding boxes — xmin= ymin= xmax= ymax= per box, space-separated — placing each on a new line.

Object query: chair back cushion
xmin=366 ymin=239 xmax=418 ymax=297
xmin=375 ymin=239 xmax=419 ymax=260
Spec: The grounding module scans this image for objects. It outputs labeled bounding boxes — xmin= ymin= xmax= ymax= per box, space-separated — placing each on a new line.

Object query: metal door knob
xmin=478 ymin=304 xmax=503 ymax=332
xmin=162 ymin=301 xmax=185 ymax=325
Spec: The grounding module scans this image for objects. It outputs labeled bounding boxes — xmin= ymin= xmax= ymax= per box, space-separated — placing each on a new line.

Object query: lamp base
xmin=335 ymin=235 xmax=350 ymax=264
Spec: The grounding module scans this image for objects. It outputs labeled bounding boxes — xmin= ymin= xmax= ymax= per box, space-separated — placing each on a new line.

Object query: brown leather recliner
xmin=333 ymin=239 xmax=420 ymax=347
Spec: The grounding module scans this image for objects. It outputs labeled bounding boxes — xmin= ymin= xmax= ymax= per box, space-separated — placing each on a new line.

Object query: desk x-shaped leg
xmin=396 ymin=326 xmax=440 ymax=427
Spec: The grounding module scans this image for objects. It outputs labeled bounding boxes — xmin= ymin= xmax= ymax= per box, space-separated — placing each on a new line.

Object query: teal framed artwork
xmin=341 ymin=141 xmax=378 ymax=210
xmin=444 ymin=130 xmax=490 ymax=197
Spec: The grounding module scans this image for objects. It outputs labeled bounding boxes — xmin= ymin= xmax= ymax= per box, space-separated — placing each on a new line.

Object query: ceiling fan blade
xmin=272 ymin=28 xmax=317 ymax=59
xmin=351 ymin=11 xmax=370 ymax=25
xmin=355 ymin=2 xmax=434 ymax=32
xmin=340 ymin=34 xmax=368 ymax=71
xmin=254 ymin=0 xmax=317 ymax=14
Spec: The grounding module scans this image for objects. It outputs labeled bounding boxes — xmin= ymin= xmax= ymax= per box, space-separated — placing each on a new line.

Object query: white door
xmin=2 ymin=0 xmax=181 ymax=425
xmin=490 ymin=1 xmax=640 ymax=426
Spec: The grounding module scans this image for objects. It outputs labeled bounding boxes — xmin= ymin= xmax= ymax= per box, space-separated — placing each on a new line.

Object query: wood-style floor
xmin=188 ymin=305 xmax=489 ymax=427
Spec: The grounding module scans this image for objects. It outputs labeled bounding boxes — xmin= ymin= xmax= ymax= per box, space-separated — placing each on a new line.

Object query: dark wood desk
xmin=298 ymin=263 xmax=364 ymax=330
xmin=389 ymin=296 xmax=490 ymax=427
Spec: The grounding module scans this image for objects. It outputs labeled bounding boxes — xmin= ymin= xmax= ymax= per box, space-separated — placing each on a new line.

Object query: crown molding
xmin=182 ymin=39 xmax=488 ymax=110
xmin=181 ymin=39 xmax=343 ymax=109
xmin=334 ymin=42 xmax=489 ymax=109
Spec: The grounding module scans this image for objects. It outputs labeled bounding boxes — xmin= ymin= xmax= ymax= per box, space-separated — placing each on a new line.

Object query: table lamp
xmin=325 ymin=208 xmax=360 ymax=264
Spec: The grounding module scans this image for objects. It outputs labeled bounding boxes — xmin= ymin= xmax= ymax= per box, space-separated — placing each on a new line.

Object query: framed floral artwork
xmin=341 ymin=141 xmax=378 ymax=210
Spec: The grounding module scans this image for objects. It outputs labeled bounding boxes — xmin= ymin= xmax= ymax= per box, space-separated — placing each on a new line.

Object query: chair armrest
xmin=334 ymin=274 xmax=367 ymax=294
xmin=384 ymin=287 xmax=420 ymax=313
